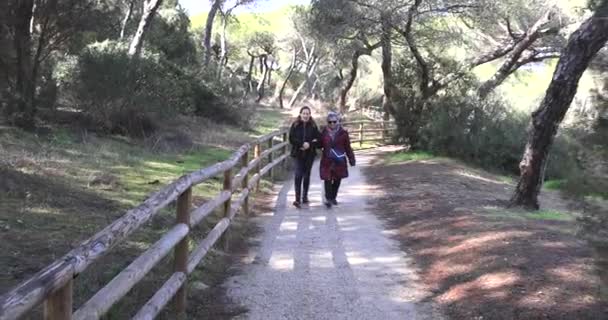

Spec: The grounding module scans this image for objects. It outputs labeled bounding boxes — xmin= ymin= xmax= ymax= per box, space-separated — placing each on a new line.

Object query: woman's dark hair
xmin=295 ymin=106 xmax=317 ymax=128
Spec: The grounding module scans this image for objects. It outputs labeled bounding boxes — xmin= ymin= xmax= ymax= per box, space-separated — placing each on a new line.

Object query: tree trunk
xmin=511 ymin=2 xmax=608 ymax=209
xmin=338 ymin=51 xmax=363 ymax=113
xmin=288 ymin=80 xmax=307 ymax=108
xmin=288 ymin=57 xmax=318 ymax=108
xmin=203 ymin=0 xmax=221 ymax=66
xmin=120 ymin=0 xmax=135 ymax=39
xmin=255 ymin=55 xmax=269 ymax=103
xmin=309 ymin=75 xmax=319 ymax=99
xmin=478 ymin=10 xmax=556 ymax=99
xmin=244 ymin=53 xmax=256 ymax=97
xmin=216 ymin=12 xmax=228 ymax=80
xmin=380 ymin=15 xmax=395 ymax=120
xmin=128 ymin=0 xmax=163 ymax=57
xmin=267 ymin=60 xmax=274 ymax=87
xmin=279 ymin=47 xmax=298 ymax=109
xmin=12 ymin=0 xmax=36 ymax=128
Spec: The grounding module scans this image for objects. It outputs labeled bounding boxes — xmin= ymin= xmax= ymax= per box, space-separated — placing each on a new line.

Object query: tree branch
xmin=396 ymin=0 xmax=431 ymax=97
xmin=478 ymin=8 xmax=558 ymax=98
xmin=418 ymin=4 xmax=478 ymax=15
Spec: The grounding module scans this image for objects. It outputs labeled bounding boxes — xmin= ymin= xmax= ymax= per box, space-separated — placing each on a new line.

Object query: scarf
xmin=328 ymin=124 xmax=341 ymax=143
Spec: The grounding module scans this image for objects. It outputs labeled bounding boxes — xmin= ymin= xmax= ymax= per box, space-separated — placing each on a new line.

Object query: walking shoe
xmin=302 ymin=197 xmax=309 ymax=204
xmin=331 ymin=199 xmax=338 ymax=206
xmin=293 ymin=201 xmax=301 ymax=209
xmin=324 ymin=201 xmax=332 ymax=209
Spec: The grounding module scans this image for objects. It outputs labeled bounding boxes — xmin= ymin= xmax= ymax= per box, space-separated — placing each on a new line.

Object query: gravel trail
xmin=224 ymin=151 xmax=442 ymax=320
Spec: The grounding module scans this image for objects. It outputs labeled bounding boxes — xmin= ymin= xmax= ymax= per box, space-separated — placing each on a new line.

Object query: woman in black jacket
xmin=289 ymin=106 xmax=320 ymax=208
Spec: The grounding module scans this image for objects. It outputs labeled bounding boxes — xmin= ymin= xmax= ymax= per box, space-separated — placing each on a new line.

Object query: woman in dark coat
xmin=289 ymin=106 xmax=320 ymax=208
xmin=319 ymin=112 xmax=355 ymax=208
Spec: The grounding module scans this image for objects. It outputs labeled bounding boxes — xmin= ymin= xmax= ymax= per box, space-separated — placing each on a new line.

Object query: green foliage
xmin=409 ymin=89 xmax=529 ymax=173
xmin=147 ymin=8 xmax=198 ymax=65
xmin=55 ymin=40 xmax=245 ymax=136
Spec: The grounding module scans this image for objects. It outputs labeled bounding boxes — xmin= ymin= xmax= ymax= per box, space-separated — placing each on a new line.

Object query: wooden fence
xmin=342 ymin=120 xmax=397 ymax=146
xmin=0 ymin=127 xmax=290 ymax=320
xmin=0 ymin=120 xmax=396 ymax=320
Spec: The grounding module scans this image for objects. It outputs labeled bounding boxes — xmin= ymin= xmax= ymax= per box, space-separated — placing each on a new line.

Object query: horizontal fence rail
xmin=341 ymin=120 xmax=397 ymax=146
xmin=0 ymin=127 xmax=290 ymax=320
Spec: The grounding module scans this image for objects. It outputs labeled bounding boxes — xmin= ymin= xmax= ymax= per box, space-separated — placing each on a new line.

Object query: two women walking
xmin=289 ymin=107 xmax=355 ymax=209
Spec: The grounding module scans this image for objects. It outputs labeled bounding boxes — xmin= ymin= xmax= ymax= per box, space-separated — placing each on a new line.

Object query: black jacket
xmin=289 ymin=120 xmax=320 ymax=159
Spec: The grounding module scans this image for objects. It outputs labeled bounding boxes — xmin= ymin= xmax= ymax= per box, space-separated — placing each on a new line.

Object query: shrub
xmin=411 ymin=94 xmax=527 ymax=173
xmin=55 ymin=40 xmax=246 ymax=136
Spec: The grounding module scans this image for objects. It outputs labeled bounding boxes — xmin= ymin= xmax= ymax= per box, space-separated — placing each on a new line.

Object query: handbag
xmin=328 ymin=131 xmax=346 ymax=164
xmin=329 ymin=147 xmax=347 ymax=164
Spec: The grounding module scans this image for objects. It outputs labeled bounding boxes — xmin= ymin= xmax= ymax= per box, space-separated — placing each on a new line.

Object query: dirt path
xmin=364 ymin=153 xmax=607 ymax=319
xmin=223 ymin=151 xmax=442 ymax=319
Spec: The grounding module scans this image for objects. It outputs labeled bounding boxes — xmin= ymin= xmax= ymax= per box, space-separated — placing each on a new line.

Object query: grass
xmin=544 ymin=179 xmax=566 ymax=190
xmin=352 ymin=140 xmax=383 ymax=151
xmin=384 ymin=150 xmax=435 ymax=164
xmin=482 ymin=207 xmax=575 ymax=222
xmin=251 ymin=108 xmax=289 ymax=136
xmin=543 ymin=177 xmax=608 ymax=200
xmin=0 ymin=108 xmax=288 ymax=317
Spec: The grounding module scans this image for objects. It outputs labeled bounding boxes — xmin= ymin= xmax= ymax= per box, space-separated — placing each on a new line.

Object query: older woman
xmin=319 ymin=112 xmax=355 ymax=208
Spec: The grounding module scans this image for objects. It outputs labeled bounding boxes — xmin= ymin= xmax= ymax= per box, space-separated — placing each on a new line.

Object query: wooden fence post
xmin=222 ymin=169 xmax=232 ymax=250
xmin=282 ymin=132 xmax=288 ymax=170
xmin=241 ymin=152 xmax=249 ymax=216
xmin=254 ymin=143 xmax=261 ymax=192
xmin=44 ymin=279 xmax=73 ymax=320
xmin=359 ymin=123 xmax=364 ymax=147
xmin=268 ymin=138 xmax=274 ymax=181
xmin=174 ymin=188 xmax=191 ymax=316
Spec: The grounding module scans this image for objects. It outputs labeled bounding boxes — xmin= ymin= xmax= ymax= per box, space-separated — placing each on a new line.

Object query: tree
xmin=128 ymin=0 xmax=163 ymax=57
xmin=203 ymin=0 xmax=223 ymax=66
xmin=203 ymin=0 xmax=255 ymax=66
xmin=309 ymin=0 xmax=382 ymax=112
xmin=7 ymin=0 xmax=98 ymax=127
xmin=11 ymin=0 xmax=36 ymax=128
xmin=336 ymin=40 xmax=381 ymax=113
xmin=380 ymin=13 xmax=395 ymax=120
xmin=278 ymin=43 xmax=301 ymax=108
xmin=287 ymin=32 xmax=319 ymax=108
xmin=147 ymin=7 xmax=197 ymax=65
xmin=510 ymin=0 xmax=608 ymax=209
xmin=119 ymin=0 xmax=136 ymax=39
xmin=242 ymin=31 xmax=275 ymax=99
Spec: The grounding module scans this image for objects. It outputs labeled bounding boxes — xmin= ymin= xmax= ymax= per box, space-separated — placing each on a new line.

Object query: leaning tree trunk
xmin=511 ymin=2 xmax=608 ymax=209
xmin=12 ymin=0 xmax=36 ymax=128
xmin=380 ymin=15 xmax=395 ymax=120
xmin=203 ymin=0 xmax=221 ymax=66
xmin=279 ymin=47 xmax=298 ymax=109
xmin=128 ymin=0 xmax=163 ymax=57
xmin=216 ymin=12 xmax=228 ymax=80
xmin=308 ymin=74 xmax=319 ymax=99
xmin=255 ymin=55 xmax=269 ymax=103
xmin=338 ymin=51 xmax=363 ymax=113
xmin=244 ymin=53 xmax=256 ymax=97
xmin=119 ymin=0 xmax=135 ymax=39
xmin=288 ymin=57 xmax=318 ymax=108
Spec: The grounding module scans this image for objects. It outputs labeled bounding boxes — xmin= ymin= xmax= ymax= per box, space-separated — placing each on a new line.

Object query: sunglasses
xmin=328 ymin=121 xmax=337 ymax=124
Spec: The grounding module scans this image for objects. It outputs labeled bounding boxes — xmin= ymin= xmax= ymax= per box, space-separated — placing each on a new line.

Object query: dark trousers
xmin=324 ymin=179 xmax=341 ymax=201
xmin=294 ymin=157 xmax=314 ymax=202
